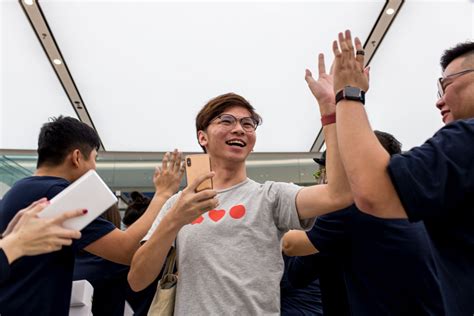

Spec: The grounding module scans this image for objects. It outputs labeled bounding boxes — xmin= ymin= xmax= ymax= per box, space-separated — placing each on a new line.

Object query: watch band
xmin=335 ymin=86 xmax=366 ymax=105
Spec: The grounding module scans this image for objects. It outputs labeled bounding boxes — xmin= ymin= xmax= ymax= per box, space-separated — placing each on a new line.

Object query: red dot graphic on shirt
xmin=191 ymin=216 xmax=204 ymax=225
xmin=208 ymin=209 xmax=226 ymax=222
xmin=229 ymin=205 xmax=246 ymax=219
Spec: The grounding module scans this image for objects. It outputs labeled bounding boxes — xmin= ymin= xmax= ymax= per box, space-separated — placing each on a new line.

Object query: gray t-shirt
xmin=143 ymin=178 xmax=314 ymax=315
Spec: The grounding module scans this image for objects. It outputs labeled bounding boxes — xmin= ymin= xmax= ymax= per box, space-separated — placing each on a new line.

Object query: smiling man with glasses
xmin=332 ymin=31 xmax=474 ymax=315
xmin=436 ymin=66 xmax=474 ymax=123
xmin=128 ymin=90 xmax=355 ymax=315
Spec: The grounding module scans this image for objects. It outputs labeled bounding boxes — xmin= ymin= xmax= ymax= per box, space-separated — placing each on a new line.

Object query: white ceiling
xmin=1 ymin=0 xmax=473 ymax=153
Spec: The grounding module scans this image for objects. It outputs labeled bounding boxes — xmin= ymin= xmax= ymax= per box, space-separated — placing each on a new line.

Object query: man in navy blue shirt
xmin=332 ymin=31 xmax=474 ymax=315
xmin=283 ymin=131 xmax=444 ymax=315
xmin=0 ymin=116 xmax=184 ymax=316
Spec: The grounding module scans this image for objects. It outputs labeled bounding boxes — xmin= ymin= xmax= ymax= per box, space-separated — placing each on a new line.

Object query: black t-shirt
xmin=0 ymin=249 xmax=10 ymax=284
xmin=388 ymin=118 xmax=474 ymax=316
xmin=0 ymin=176 xmax=115 ymax=316
xmin=289 ymin=205 xmax=446 ymax=315
xmin=280 ymin=254 xmax=323 ymax=316
xmin=285 ymin=252 xmax=349 ymax=316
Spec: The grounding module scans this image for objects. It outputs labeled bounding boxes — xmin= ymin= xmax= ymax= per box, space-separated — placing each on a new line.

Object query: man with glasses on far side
xmin=331 ymin=31 xmax=474 ymax=315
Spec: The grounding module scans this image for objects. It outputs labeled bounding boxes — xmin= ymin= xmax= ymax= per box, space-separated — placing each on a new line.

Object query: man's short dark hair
xmin=440 ymin=41 xmax=474 ymax=71
xmin=37 ymin=116 xmax=101 ymax=168
xmin=374 ymin=130 xmax=402 ymax=156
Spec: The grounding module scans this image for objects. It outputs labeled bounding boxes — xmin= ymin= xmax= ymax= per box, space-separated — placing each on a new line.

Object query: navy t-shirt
xmin=285 ymin=253 xmax=348 ymax=316
xmin=280 ymin=254 xmax=323 ymax=316
xmin=0 ymin=249 xmax=10 ymax=284
xmin=388 ymin=118 xmax=474 ymax=315
xmin=0 ymin=176 xmax=115 ymax=316
xmin=289 ymin=205 xmax=445 ymax=315
xmin=74 ymin=251 xmax=159 ymax=316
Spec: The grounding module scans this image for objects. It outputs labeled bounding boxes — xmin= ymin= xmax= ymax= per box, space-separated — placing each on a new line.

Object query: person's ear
xmin=70 ymin=149 xmax=82 ymax=168
xmin=197 ymin=130 xmax=208 ymax=147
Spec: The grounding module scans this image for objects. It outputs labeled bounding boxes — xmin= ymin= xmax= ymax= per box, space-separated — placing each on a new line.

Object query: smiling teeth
xmin=226 ymin=140 xmax=245 ymax=147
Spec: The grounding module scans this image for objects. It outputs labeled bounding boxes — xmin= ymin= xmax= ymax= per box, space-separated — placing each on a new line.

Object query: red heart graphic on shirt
xmin=208 ymin=209 xmax=226 ymax=222
xmin=229 ymin=205 xmax=246 ymax=219
xmin=191 ymin=216 xmax=204 ymax=225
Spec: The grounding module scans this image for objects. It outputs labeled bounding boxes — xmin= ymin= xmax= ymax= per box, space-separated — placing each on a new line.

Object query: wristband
xmin=321 ymin=113 xmax=336 ymax=126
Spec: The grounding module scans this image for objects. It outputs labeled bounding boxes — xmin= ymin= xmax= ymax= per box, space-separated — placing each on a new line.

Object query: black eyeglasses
xmin=210 ymin=114 xmax=259 ymax=132
xmin=437 ymin=68 xmax=474 ymax=98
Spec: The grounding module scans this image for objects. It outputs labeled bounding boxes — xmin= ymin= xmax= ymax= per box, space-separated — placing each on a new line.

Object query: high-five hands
xmin=332 ymin=30 xmax=369 ymax=94
xmin=305 ymin=54 xmax=336 ymax=116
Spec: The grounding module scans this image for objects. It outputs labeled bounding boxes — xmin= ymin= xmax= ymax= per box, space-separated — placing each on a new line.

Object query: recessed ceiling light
xmin=386 ymin=8 xmax=395 ymax=15
xmin=24 ymin=0 xmax=34 ymax=5
xmin=53 ymin=59 xmax=62 ymax=65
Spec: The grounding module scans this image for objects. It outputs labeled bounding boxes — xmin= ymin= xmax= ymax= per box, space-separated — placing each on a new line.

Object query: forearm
xmin=323 ymin=123 xmax=352 ymax=203
xmin=128 ymin=213 xmax=181 ymax=291
xmin=336 ymin=101 xmax=393 ymax=212
xmin=123 ymin=193 xmax=171 ymax=244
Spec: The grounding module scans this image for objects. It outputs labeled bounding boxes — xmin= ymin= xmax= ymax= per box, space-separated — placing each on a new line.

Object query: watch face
xmin=344 ymin=86 xmax=362 ymax=99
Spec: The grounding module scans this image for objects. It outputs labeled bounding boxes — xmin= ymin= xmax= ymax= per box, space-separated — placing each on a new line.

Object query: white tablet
xmin=38 ymin=169 xmax=118 ymax=231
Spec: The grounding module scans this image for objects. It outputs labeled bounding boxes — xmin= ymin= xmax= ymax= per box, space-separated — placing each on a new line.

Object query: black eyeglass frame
xmin=209 ymin=114 xmax=260 ymax=132
xmin=437 ymin=68 xmax=474 ymax=98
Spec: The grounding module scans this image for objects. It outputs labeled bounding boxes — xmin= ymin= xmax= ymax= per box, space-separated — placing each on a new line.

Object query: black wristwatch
xmin=335 ymin=86 xmax=365 ymax=105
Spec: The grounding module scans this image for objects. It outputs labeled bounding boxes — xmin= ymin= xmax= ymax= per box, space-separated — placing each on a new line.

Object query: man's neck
xmin=34 ymin=165 xmax=75 ymax=182
xmin=211 ymin=160 xmax=247 ymax=190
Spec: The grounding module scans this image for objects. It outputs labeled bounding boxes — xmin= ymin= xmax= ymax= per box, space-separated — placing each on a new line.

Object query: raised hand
xmin=153 ymin=149 xmax=185 ymax=197
xmin=332 ymin=30 xmax=369 ymax=94
xmin=305 ymin=53 xmax=336 ymax=115
xmin=168 ymin=172 xmax=218 ymax=226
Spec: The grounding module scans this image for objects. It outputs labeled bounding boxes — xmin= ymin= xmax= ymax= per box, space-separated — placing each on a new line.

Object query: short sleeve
xmin=73 ymin=217 xmax=116 ymax=250
xmin=268 ymin=182 xmax=315 ymax=231
xmin=306 ymin=206 xmax=353 ymax=256
xmin=388 ymin=119 xmax=474 ymax=222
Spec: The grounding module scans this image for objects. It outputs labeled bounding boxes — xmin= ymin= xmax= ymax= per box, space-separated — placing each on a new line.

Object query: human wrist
xmin=154 ymin=191 xmax=173 ymax=201
xmin=0 ymin=234 xmax=24 ymax=264
xmin=164 ymin=208 xmax=186 ymax=231
xmin=321 ymin=113 xmax=336 ymax=126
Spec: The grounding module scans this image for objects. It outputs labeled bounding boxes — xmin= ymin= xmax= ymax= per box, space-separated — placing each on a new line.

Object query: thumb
xmin=189 ymin=172 xmax=215 ymax=192
xmin=364 ymin=66 xmax=370 ymax=83
xmin=305 ymin=69 xmax=315 ymax=84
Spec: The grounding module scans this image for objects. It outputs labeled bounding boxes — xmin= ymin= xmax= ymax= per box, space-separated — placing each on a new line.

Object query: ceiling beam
xmin=18 ymin=0 xmax=105 ymax=151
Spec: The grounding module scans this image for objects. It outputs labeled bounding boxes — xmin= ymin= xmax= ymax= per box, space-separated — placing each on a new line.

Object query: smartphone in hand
xmin=185 ymin=154 xmax=213 ymax=192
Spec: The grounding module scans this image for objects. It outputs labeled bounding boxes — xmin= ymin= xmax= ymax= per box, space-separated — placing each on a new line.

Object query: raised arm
xmin=296 ymin=54 xmax=353 ymax=219
xmin=84 ymin=150 xmax=186 ymax=264
xmin=332 ymin=30 xmax=406 ymax=218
